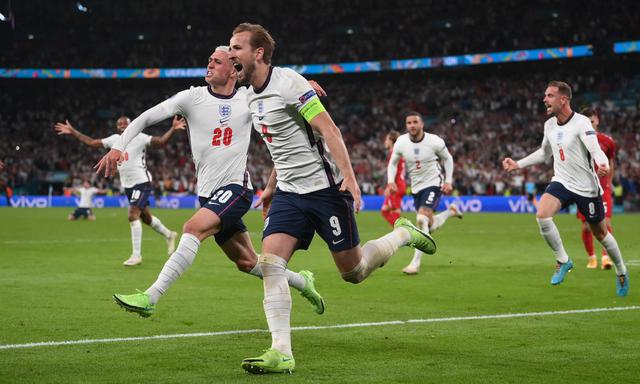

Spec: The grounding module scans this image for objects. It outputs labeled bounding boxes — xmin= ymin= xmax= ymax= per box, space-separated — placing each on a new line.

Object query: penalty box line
xmin=1 ymin=305 xmax=638 ymax=351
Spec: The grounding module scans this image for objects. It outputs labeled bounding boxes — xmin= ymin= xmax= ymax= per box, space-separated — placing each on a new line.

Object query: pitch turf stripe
xmin=1 ymin=306 xmax=638 ymax=351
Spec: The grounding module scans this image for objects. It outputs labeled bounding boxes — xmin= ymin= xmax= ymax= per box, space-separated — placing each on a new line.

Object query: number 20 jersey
xmin=161 ymin=86 xmax=253 ymax=196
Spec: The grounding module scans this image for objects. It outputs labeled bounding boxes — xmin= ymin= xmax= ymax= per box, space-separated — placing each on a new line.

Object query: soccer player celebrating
xmin=229 ymin=23 xmax=436 ymax=374
xmin=387 ymin=112 xmax=462 ymax=275
xmin=502 ymin=81 xmax=628 ymax=296
xmin=381 ymin=131 xmax=406 ymax=226
xmin=55 ymin=115 xmax=182 ymax=266
xmin=67 ymin=179 xmax=106 ymax=221
xmin=95 ymin=46 xmax=325 ymax=318
xmin=577 ymin=108 xmax=615 ymax=270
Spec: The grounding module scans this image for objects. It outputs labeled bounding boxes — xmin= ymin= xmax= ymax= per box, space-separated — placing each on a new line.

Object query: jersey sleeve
xmin=140 ymin=133 xmax=153 ymax=147
xmin=112 ymin=88 xmax=192 ymax=151
xmin=101 ymin=134 xmax=120 ymax=149
xmin=280 ymin=68 xmax=326 ymax=123
xmin=434 ymin=137 xmax=454 ymax=183
xmin=387 ymin=140 xmax=403 ymax=183
xmin=579 ymin=120 xmax=608 ymax=166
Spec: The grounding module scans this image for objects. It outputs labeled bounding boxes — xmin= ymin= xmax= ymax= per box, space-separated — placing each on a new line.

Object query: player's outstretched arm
xmin=150 ymin=116 xmax=187 ymax=147
xmin=438 ymin=146 xmax=454 ymax=194
xmin=502 ymin=157 xmax=520 ymax=172
xmin=309 ymin=111 xmax=362 ymax=213
xmin=54 ymin=120 xmax=103 ymax=148
xmin=386 ymin=143 xmax=401 ymax=194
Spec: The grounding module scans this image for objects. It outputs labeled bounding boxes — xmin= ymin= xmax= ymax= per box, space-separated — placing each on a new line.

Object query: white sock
xmin=430 ymin=210 xmax=452 ymax=232
xmin=129 ymin=220 xmax=142 ymax=257
xmin=249 ymin=262 xmax=306 ymax=291
xmin=150 ymin=216 xmax=172 ymax=238
xmin=342 ymin=228 xmax=410 ymax=283
xmin=536 ymin=218 xmax=569 ymax=263
xmin=599 ymin=233 xmax=627 ymax=275
xmin=260 ymin=254 xmax=292 ymax=356
xmin=146 ymin=233 xmax=200 ymax=304
xmin=408 ymin=215 xmax=430 ymax=268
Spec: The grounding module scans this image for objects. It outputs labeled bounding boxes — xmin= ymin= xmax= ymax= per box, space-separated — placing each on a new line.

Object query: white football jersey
xmin=388 ymin=133 xmax=452 ymax=193
xmin=102 ymin=133 xmax=152 ymax=188
xmin=77 ymin=187 xmax=98 ymax=208
xmin=538 ymin=112 xmax=602 ymax=197
xmin=113 ymin=86 xmax=253 ymax=197
xmin=245 ymin=66 xmax=341 ymax=194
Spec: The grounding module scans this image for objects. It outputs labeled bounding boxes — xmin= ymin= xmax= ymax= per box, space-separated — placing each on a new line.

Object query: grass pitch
xmin=0 ymin=208 xmax=638 ymax=383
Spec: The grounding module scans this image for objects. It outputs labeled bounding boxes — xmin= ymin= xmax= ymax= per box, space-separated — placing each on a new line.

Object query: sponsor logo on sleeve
xmin=586 ymin=130 xmax=596 ymax=136
xmin=298 ymin=90 xmax=316 ymax=104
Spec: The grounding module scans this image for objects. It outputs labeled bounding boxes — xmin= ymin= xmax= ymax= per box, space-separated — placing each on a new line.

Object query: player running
xmin=67 ymin=180 xmax=106 ymax=221
xmin=95 ymin=46 xmax=325 ymax=318
xmin=55 ymin=116 xmax=182 ymax=265
xmin=381 ymin=131 xmax=406 ymax=226
xmin=229 ymin=23 xmax=436 ymax=374
xmin=502 ymin=81 xmax=629 ymax=297
xmin=576 ymin=108 xmax=615 ymax=270
xmin=387 ymin=111 xmax=462 ymax=275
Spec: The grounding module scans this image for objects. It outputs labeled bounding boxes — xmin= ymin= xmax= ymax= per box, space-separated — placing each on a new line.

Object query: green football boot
xmin=394 ymin=217 xmax=437 ymax=255
xmin=113 ymin=290 xmax=155 ymax=318
xmin=298 ymin=270 xmax=325 ymax=314
xmin=241 ymin=348 xmax=295 ymax=374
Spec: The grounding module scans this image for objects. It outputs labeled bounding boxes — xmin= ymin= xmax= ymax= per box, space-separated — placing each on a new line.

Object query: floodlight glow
xmin=0 ymin=12 xmax=6 ymax=21
xmin=76 ymin=2 xmax=88 ymax=12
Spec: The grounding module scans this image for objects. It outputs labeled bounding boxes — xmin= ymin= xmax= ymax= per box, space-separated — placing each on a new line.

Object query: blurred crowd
xmin=3 ymin=0 xmax=639 ymax=68
xmin=1 ymin=60 xmax=639 ymax=210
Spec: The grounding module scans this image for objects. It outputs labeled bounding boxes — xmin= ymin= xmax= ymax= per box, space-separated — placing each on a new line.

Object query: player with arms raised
xmin=229 ymin=23 xmax=436 ymax=374
xmin=387 ymin=112 xmax=462 ymax=275
xmin=67 ymin=179 xmax=106 ymax=221
xmin=95 ymin=46 xmax=324 ymax=318
xmin=381 ymin=131 xmax=406 ymax=226
xmin=502 ymin=81 xmax=628 ymax=296
xmin=577 ymin=108 xmax=616 ymax=270
xmin=55 ymin=116 xmax=182 ymax=265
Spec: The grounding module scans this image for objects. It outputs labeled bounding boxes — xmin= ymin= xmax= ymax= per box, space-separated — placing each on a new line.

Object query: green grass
xmin=0 ymin=208 xmax=638 ymax=383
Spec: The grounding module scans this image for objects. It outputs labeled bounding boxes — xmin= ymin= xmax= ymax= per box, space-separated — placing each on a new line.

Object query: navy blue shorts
xmin=544 ymin=181 xmax=604 ymax=224
xmin=413 ymin=186 xmax=442 ymax=211
xmin=199 ymin=184 xmax=254 ymax=245
xmin=72 ymin=208 xmax=92 ymax=219
xmin=263 ymin=184 xmax=360 ymax=252
xmin=125 ymin=182 xmax=153 ymax=208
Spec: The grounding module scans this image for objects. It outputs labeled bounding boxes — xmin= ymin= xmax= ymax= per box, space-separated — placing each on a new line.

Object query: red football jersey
xmin=595 ymin=132 xmax=615 ymax=190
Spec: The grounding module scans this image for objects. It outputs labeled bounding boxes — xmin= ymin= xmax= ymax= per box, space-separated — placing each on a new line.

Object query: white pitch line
xmin=1 ymin=306 xmax=638 ymax=351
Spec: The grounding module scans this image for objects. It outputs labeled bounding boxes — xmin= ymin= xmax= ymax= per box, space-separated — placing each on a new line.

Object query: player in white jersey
xmin=94 ymin=46 xmax=325 ymax=318
xmin=68 ymin=180 xmax=106 ymax=221
xmin=229 ymin=23 xmax=436 ymax=374
xmin=54 ymin=116 xmax=182 ymax=265
xmin=502 ymin=81 xmax=628 ymax=297
xmin=387 ymin=111 xmax=462 ymax=275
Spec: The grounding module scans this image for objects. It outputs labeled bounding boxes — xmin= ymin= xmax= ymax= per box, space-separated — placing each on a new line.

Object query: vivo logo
xmin=156 ymin=198 xmax=180 ymax=209
xmin=445 ymin=199 xmax=482 ymax=212
xmin=9 ymin=196 xmax=49 ymax=208
xmin=508 ymin=197 xmax=536 ymax=213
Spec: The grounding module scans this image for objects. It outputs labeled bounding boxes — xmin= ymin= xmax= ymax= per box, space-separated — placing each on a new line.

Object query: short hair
xmin=215 ymin=45 xmax=230 ymax=53
xmin=547 ymin=80 xmax=572 ymax=100
xmin=232 ymin=23 xmax=276 ymax=64
xmin=387 ymin=130 xmax=401 ymax=143
xmin=581 ymin=107 xmax=598 ymax=118
xmin=117 ymin=115 xmax=130 ymax=123
xmin=405 ymin=111 xmax=423 ymax=121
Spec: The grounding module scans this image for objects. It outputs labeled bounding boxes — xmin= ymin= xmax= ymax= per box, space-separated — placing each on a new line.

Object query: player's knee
xmin=235 ymin=258 xmax=256 ymax=274
xmin=341 ymin=259 xmax=368 ymax=284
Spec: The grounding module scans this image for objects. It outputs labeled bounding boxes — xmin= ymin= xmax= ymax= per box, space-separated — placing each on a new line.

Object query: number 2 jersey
xmin=388 ymin=133 xmax=453 ymax=193
xmin=102 ymin=133 xmax=152 ymax=188
xmin=112 ymin=86 xmax=253 ymax=197
xmin=245 ymin=66 xmax=341 ymax=194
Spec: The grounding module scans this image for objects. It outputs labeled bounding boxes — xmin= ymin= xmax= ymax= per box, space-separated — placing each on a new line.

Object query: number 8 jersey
xmin=113 ymin=85 xmax=253 ymax=197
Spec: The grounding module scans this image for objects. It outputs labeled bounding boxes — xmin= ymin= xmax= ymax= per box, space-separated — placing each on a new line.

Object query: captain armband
xmin=299 ymin=98 xmax=326 ymax=123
